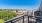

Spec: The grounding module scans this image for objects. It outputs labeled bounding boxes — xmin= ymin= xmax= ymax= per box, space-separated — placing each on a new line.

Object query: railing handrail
xmin=4 ymin=15 xmax=27 ymax=23
xmin=4 ymin=15 xmax=35 ymax=23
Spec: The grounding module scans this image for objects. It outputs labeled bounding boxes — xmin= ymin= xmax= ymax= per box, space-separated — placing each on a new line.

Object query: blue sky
xmin=0 ymin=0 xmax=41 ymax=9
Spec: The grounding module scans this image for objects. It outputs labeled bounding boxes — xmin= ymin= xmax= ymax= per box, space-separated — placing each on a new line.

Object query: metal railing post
xmin=11 ymin=21 xmax=12 ymax=23
xmin=28 ymin=16 xmax=29 ymax=23
xmin=23 ymin=16 xmax=24 ymax=23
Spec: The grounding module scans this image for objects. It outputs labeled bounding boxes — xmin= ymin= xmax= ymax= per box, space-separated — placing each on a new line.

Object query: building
xmin=16 ymin=9 xmax=27 ymax=15
xmin=32 ymin=9 xmax=37 ymax=16
xmin=39 ymin=0 xmax=42 ymax=11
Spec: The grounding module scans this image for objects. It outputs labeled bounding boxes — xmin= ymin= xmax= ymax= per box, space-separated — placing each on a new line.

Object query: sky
xmin=0 ymin=0 xmax=41 ymax=9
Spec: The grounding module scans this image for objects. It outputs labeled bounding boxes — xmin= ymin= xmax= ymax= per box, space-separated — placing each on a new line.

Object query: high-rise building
xmin=39 ymin=0 xmax=42 ymax=11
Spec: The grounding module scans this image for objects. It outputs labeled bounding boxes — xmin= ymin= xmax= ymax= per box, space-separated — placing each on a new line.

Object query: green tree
xmin=0 ymin=11 xmax=17 ymax=21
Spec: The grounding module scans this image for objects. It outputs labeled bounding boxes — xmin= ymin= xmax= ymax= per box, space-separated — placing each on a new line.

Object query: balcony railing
xmin=4 ymin=15 xmax=35 ymax=23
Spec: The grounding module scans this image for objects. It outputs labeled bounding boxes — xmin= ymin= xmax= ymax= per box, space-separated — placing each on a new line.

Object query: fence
xmin=4 ymin=15 xmax=35 ymax=23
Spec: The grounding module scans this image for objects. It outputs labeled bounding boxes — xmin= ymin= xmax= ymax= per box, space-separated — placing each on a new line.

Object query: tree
xmin=0 ymin=11 xmax=17 ymax=21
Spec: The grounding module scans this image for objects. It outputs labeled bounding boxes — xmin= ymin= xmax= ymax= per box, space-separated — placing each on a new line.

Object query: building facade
xmin=39 ymin=0 xmax=42 ymax=11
